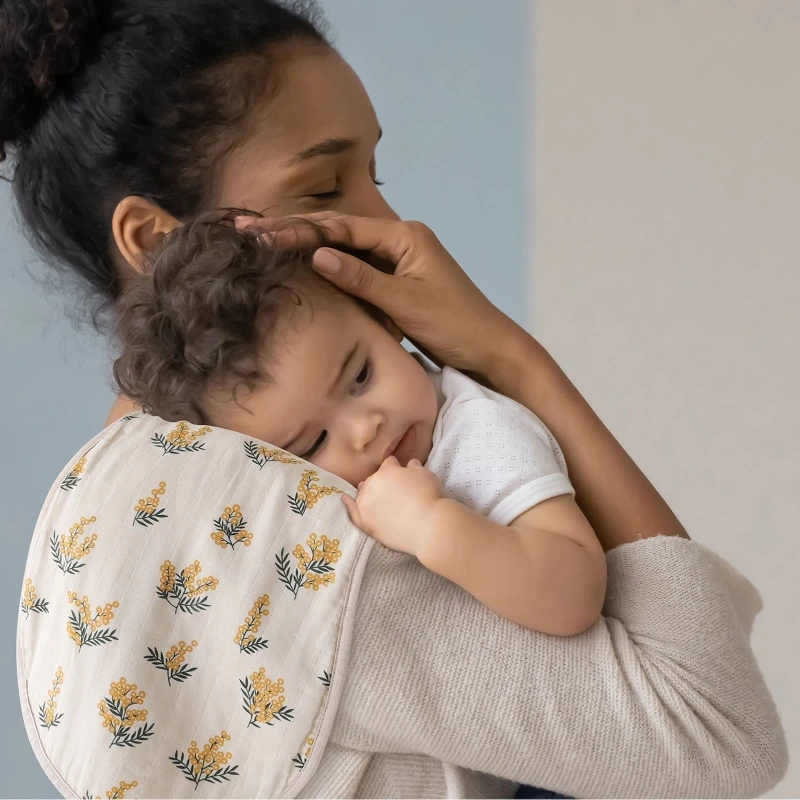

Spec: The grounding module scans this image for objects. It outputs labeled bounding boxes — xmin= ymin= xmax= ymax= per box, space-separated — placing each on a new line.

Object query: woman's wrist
xmin=477 ymin=318 xmax=552 ymax=398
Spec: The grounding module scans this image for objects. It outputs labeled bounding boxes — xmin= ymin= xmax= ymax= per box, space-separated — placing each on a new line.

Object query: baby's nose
xmin=349 ymin=412 xmax=383 ymax=454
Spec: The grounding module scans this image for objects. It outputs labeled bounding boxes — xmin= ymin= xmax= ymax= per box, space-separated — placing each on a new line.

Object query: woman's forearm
xmin=484 ymin=326 xmax=690 ymax=552
xmin=339 ymin=534 xmax=786 ymax=798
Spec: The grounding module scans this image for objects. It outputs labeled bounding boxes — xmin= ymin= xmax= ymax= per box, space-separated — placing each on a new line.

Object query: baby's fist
xmin=342 ymin=456 xmax=445 ymax=557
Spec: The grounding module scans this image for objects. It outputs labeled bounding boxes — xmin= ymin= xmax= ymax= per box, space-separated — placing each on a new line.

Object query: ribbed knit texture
xmin=300 ymin=535 xmax=788 ymax=798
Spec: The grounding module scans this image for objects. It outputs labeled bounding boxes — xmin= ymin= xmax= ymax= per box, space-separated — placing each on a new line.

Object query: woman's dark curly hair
xmin=0 ymin=0 xmax=330 ymax=320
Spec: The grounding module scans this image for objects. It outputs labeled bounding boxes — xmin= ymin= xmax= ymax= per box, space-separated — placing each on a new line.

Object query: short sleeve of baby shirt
xmin=423 ymin=362 xmax=576 ymax=527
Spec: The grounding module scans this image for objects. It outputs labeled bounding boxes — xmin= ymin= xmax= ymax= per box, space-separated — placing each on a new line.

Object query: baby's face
xmin=208 ymin=290 xmax=439 ymax=488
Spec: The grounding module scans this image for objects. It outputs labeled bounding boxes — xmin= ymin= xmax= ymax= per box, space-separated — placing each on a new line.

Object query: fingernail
xmin=313 ymin=248 xmax=341 ymax=274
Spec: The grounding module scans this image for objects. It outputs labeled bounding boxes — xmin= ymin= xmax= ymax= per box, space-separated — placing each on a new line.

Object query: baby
xmin=114 ymin=210 xmax=607 ymax=636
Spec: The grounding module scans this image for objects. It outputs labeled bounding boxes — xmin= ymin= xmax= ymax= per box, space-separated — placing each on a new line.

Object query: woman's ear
xmin=112 ymin=195 xmax=181 ymax=273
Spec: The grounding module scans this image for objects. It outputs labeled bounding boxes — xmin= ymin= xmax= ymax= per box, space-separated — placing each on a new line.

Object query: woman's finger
xmin=237 ymin=212 xmax=423 ymax=268
xmin=312 ymin=248 xmax=395 ymax=308
xmin=311 ymin=247 xmax=445 ymax=368
xmin=234 ymin=213 xmax=332 ymax=251
xmin=311 ymin=214 xmax=430 ymax=267
xmin=234 ymin=210 xmax=339 ymax=230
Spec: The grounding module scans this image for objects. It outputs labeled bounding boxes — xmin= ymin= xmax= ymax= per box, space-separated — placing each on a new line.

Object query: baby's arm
xmin=418 ymin=494 xmax=607 ymax=636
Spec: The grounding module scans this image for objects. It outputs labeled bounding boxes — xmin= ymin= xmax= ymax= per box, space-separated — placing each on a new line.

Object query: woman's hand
xmin=237 ymin=212 xmax=530 ymax=385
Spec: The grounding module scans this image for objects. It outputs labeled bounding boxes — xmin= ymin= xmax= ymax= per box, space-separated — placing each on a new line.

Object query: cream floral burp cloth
xmin=17 ymin=413 xmax=373 ymax=798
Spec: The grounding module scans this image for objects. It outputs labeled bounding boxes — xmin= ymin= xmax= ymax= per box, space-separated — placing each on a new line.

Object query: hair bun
xmin=0 ymin=0 xmax=99 ymax=159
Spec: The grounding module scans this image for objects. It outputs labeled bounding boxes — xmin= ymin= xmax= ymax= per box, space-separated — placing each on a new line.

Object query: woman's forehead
xmin=270 ymin=48 xmax=378 ymax=147
xmin=216 ymin=46 xmax=380 ymax=206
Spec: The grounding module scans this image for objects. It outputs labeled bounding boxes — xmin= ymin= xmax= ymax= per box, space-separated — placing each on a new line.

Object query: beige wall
xmin=530 ymin=1 xmax=798 ymax=795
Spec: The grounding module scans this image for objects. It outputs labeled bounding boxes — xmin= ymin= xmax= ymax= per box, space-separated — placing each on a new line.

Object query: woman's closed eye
xmin=300 ymin=358 xmax=373 ymax=458
xmin=307 ymin=177 xmax=385 ymax=204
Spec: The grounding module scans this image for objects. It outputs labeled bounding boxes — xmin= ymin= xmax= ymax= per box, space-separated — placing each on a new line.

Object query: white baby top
xmin=414 ymin=353 xmax=576 ymax=526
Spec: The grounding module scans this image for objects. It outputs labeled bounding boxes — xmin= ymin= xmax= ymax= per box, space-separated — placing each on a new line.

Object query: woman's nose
xmin=372 ymin=193 xmax=400 ymax=221
xmin=350 ymin=180 xmax=400 ymax=221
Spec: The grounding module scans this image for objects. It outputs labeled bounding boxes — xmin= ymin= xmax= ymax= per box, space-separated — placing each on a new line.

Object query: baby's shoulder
xmin=439 ymin=365 xmax=522 ymax=414
xmin=438 ymin=366 xmax=540 ymax=431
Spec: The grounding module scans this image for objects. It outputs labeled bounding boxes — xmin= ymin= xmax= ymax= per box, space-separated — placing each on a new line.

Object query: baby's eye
xmin=301 ymin=431 xmax=327 ymax=459
xmin=352 ymin=358 xmax=372 ymax=392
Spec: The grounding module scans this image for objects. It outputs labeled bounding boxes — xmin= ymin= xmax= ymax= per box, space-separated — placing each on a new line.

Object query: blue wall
xmin=0 ymin=1 xmax=529 ymax=795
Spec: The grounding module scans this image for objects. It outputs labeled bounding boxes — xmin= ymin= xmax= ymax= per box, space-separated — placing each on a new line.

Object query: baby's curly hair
xmin=114 ymin=209 xmax=378 ymax=425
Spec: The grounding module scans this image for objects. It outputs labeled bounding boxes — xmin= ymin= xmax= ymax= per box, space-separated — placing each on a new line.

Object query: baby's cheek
xmin=317 ymin=456 xmax=373 ymax=491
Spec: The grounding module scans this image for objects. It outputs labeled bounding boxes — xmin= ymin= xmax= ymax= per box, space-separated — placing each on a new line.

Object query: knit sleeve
xmin=331 ymin=536 xmax=788 ymax=799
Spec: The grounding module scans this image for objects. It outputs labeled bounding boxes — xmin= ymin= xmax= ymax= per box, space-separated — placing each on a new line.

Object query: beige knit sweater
xmin=300 ymin=535 xmax=788 ymax=799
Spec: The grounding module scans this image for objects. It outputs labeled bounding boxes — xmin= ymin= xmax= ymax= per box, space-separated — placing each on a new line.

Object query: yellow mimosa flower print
xmin=50 ymin=515 xmax=98 ymax=575
xmin=66 ymin=591 xmax=119 ymax=650
xmin=234 ymin=594 xmax=270 ymax=654
xmin=240 ymin=668 xmax=294 ymax=729
xmin=38 ymin=667 xmax=64 ymax=729
xmin=211 ymin=504 xmax=253 ymax=550
xmin=60 ymin=453 xmax=87 ymax=491
xmin=81 ymin=779 xmax=138 ymax=799
xmin=244 ymin=440 xmax=303 ymax=469
xmin=98 ymin=676 xmax=154 ymax=748
xmin=144 ymin=639 xmax=199 ymax=685
xmin=20 ymin=577 xmax=49 ymax=617
xmin=133 ymin=481 xmax=168 ymax=527
xmin=151 ymin=421 xmax=212 ymax=455
xmin=170 ymin=730 xmax=239 ymax=788
xmin=292 ymin=735 xmax=315 ymax=770
xmin=287 ymin=469 xmax=344 ymax=516
xmin=157 ymin=559 xmax=219 ymax=614
xmin=276 ymin=533 xmax=342 ymax=598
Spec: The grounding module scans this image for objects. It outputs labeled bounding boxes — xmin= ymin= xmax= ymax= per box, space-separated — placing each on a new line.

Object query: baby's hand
xmin=342 ymin=456 xmax=446 ymax=557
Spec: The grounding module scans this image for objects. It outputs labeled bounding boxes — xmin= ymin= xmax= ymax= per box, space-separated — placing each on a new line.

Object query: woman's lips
xmin=391 ymin=425 xmax=417 ymax=464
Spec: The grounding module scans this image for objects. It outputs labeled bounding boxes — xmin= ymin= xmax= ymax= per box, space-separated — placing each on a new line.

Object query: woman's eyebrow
xmin=285 ymin=128 xmax=383 ymax=167
xmin=285 ymin=137 xmax=356 ymax=166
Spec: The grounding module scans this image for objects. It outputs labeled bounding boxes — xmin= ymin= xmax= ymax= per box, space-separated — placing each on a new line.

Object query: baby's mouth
xmin=389 ymin=425 xmax=416 ymax=465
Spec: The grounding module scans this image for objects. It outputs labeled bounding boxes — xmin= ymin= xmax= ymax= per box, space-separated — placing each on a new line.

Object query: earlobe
xmin=111 ymin=195 xmax=181 ymax=273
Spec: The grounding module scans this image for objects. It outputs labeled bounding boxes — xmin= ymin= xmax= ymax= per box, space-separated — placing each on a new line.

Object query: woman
xmin=2 ymin=0 xmax=787 ymax=797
